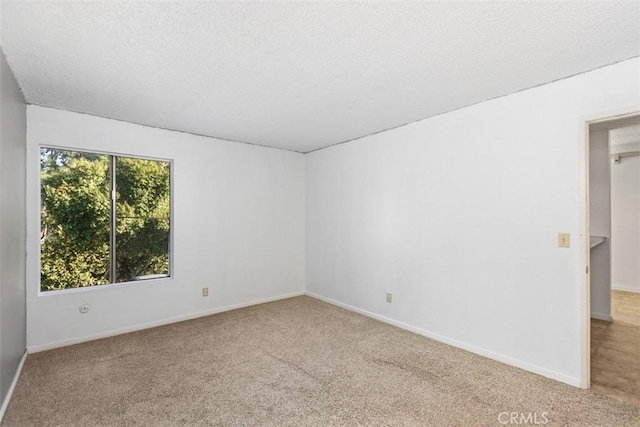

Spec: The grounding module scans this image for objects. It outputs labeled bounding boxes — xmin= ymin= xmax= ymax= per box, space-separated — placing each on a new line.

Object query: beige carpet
xmin=3 ymin=296 xmax=639 ymax=426
xmin=590 ymin=291 xmax=640 ymax=405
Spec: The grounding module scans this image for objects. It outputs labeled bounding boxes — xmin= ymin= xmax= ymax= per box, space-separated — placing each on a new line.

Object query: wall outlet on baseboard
xmin=202 ymin=287 xmax=209 ymax=297
xmin=386 ymin=293 xmax=392 ymax=303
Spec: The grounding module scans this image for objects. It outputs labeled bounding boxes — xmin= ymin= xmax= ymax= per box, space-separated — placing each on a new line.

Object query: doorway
xmin=586 ymin=114 xmax=640 ymax=404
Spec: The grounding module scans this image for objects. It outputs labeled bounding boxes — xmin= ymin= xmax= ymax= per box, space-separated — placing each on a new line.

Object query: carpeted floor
xmin=590 ymin=291 xmax=640 ymax=405
xmin=3 ymin=296 xmax=639 ymax=426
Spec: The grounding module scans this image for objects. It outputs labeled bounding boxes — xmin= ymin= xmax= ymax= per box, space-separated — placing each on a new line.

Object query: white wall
xmin=0 ymin=49 xmax=27 ymax=413
xmin=588 ymin=129 xmax=611 ymax=319
xmin=306 ymin=58 xmax=640 ymax=386
xmin=26 ymin=106 xmax=305 ymax=351
xmin=611 ymin=146 xmax=640 ymax=293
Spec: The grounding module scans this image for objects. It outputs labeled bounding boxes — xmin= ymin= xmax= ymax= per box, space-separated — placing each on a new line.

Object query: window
xmin=40 ymin=148 xmax=171 ymax=292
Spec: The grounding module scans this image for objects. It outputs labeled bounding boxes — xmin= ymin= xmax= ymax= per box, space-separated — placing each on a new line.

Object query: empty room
xmin=1 ymin=1 xmax=639 ymax=426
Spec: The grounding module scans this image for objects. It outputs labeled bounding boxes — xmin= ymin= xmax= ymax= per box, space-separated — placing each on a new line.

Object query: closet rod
xmin=612 ymin=151 xmax=640 ymax=164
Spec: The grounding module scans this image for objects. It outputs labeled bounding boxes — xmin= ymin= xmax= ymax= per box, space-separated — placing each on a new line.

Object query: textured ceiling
xmin=2 ymin=1 xmax=639 ymax=153
xmin=610 ymin=123 xmax=640 ymax=148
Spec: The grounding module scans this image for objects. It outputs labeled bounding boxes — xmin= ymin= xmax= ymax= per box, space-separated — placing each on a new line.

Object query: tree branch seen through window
xmin=40 ymin=148 xmax=171 ymax=292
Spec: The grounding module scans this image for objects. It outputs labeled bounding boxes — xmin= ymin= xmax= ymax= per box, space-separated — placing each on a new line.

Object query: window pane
xmin=40 ymin=148 xmax=111 ymax=291
xmin=115 ymin=157 xmax=171 ymax=282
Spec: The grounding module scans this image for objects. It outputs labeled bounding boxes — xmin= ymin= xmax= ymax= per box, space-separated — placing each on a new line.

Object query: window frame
xmin=37 ymin=144 xmax=174 ymax=296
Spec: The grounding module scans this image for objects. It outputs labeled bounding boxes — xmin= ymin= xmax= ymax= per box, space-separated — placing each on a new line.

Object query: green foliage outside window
xmin=40 ymin=148 xmax=171 ymax=292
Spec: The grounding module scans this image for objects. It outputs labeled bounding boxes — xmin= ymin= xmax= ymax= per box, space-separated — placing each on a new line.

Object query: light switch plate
xmin=558 ymin=233 xmax=570 ymax=248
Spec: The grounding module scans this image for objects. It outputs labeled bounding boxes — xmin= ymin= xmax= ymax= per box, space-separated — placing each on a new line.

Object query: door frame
xmin=580 ymin=108 xmax=640 ymax=389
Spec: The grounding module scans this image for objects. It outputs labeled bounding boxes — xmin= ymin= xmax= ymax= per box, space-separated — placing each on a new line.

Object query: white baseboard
xmin=305 ymin=291 xmax=581 ymax=388
xmin=28 ymin=291 xmax=305 ymax=353
xmin=612 ymin=285 xmax=640 ymax=294
xmin=0 ymin=350 xmax=27 ymax=424
xmin=590 ymin=312 xmax=612 ymax=321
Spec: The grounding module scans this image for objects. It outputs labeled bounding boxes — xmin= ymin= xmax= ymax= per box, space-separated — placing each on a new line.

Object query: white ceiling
xmin=610 ymin=123 xmax=640 ymax=149
xmin=2 ymin=1 xmax=639 ymax=153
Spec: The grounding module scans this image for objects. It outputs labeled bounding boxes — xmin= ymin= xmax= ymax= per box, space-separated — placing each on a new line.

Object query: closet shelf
xmin=590 ymin=236 xmax=606 ymax=249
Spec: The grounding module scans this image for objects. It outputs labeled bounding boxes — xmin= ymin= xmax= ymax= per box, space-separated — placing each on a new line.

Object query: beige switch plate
xmin=202 ymin=287 xmax=209 ymax=297
xmin=386 ymin=293 xmax=392 ymax=303
xmin=558 ymin=233 xmax=570 ymax=248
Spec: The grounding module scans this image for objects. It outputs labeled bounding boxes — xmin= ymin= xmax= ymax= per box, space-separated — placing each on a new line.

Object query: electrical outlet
xmin=386 ymin=293 xmax=392 ymax=303
xmin=558 ymin=232 xmax=570 ymax=248
xmin=202 ymin=287 xmax=209 ymax=297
